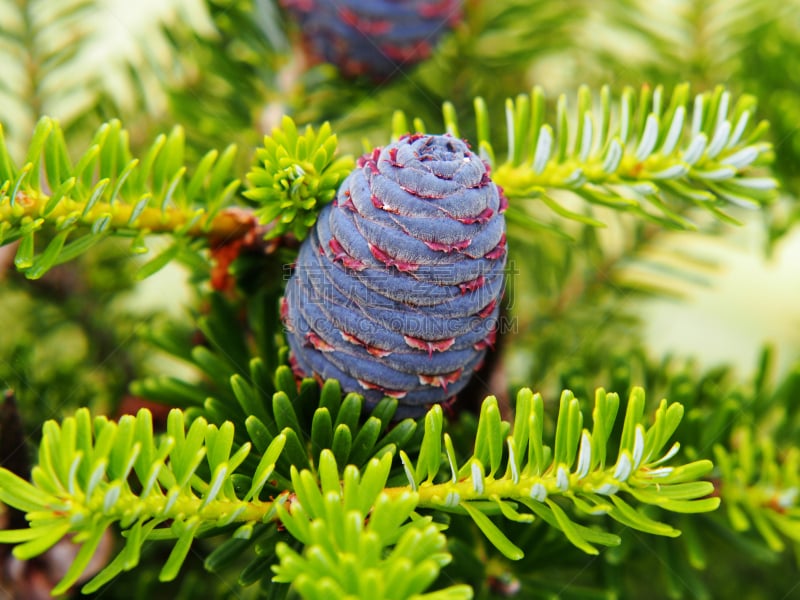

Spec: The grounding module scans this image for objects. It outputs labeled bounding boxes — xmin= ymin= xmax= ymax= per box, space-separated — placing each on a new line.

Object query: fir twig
xmin=0 ymin=117 xmax=243 ymax=279
xmin=0 ymin=386 xmax=718 ymax=596
xmin=0 ymin=408 xmax=287 ymax=594
xmin=396 ymin=83 xmax=778 ymax=230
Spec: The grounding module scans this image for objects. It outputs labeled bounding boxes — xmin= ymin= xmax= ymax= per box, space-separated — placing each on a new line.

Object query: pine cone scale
xmin=314 ymin=215 xmax=504 ymax=312
xmin=369 ymin=172 xmax=498 ymax=219
xmin=339 ymin=196 xmax=504 ymax=260
xmin=328 ymin=209 xmax=502 ymax=284
xmin=296 ymin=243 xmax=499 ymax=345
xmin=313 ymin=231 xmax=503 ymax=320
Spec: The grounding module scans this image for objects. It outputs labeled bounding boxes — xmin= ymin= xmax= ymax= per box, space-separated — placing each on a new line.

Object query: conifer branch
xmin=395 ymin=83 xmax=778 ymax=230
xmin=0 ymin=114 xmax=358 ymax=279
xmin=394 ymin=387 xmax=718 ymax=557
xmin=0 ymin=407 xmax=287 ymax=594
xmin=0 ymin=384 xmax=718 ymax=596
xmin=0 ymin=117 xmax=243 ymax=279
xmin=273 ymin=451 xmax=472 ymax=600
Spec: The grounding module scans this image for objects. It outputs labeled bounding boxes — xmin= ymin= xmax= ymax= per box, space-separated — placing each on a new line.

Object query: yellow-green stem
xmin=2 ymin=190 xmax=254 ymax=241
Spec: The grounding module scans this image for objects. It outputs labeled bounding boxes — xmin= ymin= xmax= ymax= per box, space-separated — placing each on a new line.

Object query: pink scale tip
xmin=403 ymin=335 xmax=456 ymax=358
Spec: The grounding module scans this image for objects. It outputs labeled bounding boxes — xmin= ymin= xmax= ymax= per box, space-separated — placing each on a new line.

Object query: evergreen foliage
xmin=0 ymin=381 xmax=716 ymax=597
xmin=0 ymin=0 xmax=798 ymax=598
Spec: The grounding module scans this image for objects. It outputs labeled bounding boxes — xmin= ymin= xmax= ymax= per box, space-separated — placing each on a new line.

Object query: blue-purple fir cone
xmin=282 ymin=134 xmax=508 ymax=418
xmin=280 ymin=0 xmax=462 ymax=79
